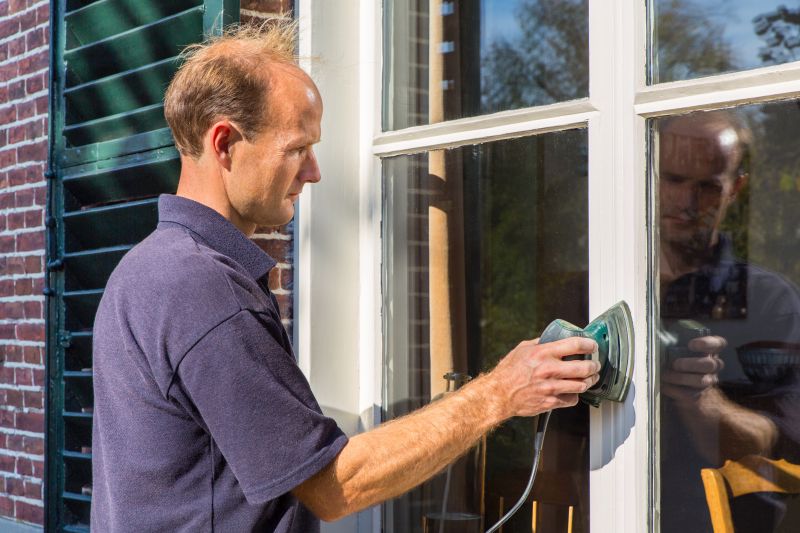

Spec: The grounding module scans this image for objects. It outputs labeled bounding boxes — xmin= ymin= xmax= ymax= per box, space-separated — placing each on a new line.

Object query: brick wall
xmin=0 ymin=0 xmax=49 ymax=527
xmin=0 ymin=0 xmax=296 ymax=528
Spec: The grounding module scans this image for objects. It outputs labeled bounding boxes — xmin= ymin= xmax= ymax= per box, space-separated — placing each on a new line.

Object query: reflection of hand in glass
xmin=662 ymin=336 xmax=726 ymax=404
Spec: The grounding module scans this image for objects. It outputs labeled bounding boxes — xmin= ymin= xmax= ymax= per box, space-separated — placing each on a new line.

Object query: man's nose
xmin=300 ymin=148 xmax=321 ymax=184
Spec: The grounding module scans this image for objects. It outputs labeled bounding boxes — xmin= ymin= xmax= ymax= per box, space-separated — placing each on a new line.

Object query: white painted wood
xmin=372 ymin=99 xmax=595 ymax=156
xmin=588 ymin=1 xmax=652 ymax=533
xmin=636 ymin=61 xmax=800 ymax=116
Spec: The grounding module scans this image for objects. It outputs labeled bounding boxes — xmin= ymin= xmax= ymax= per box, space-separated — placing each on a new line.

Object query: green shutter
xmin=45 ymin=1 xmax=239 ymax=530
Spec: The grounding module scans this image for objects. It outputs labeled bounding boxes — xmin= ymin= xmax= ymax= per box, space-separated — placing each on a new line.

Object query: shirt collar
xmin=157 ymin=194 xmax=276 ymax=281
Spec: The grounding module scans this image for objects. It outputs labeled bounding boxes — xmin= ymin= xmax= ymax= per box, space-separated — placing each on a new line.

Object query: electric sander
xmin=485 ymin=301 xmax=634 ymax=533
xmin=538 ymin=300 xmax=635 ymax=407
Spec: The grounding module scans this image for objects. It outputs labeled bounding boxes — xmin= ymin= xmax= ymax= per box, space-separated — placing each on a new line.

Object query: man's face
xmin=659 ymin=120 xmax=742 ymax=253
xmin=226 ymin=66 xmax=322 ymax=228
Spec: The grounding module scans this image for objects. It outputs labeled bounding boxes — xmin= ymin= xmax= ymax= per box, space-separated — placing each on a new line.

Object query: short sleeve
xmin=172 ymin=310 xmax=348 ymax=504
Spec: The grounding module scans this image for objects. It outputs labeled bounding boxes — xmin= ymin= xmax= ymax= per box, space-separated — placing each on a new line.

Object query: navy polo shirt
xmin=91 ymin=194 xmax=347 ymax=532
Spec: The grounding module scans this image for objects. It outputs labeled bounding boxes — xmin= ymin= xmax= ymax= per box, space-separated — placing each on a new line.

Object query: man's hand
xmin=487 ymin=338 xmax=601 ymax=418
xmin=662 ymin=336 xmax=726 ymax=404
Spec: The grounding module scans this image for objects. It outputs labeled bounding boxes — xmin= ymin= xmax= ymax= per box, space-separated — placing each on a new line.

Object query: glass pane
xmin=383 ymin=0 xmax=588 ymax=130
xmin=383 ymin=130 xmax=589 ymax=532
xmin=655 ymin=103 xmax=800 ymax=532
xmin=650 ymin=1 xmax=800 ymax=83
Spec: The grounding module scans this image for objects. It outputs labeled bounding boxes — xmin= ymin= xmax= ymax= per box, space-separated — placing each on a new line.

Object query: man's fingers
xmin=551 ymin=359 xmax=601 ymax=379
xmin=687 ymin=335 xmax=727 ymax=354
xmin=671 ymin=354 xmax=724 ymax=374
xmin=538 ymin=337 xmax=598 ymax=360
xmin=662 ymin=369 xmax=718 ymax=389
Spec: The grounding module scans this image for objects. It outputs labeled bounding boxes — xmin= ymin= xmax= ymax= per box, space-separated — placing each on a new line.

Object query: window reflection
xmin=656 ymin=104 xmax=800 ymax=533
xmin=383 ymin=0 xmax=588 ymax=131
xmin=383 ymin=131 xmax=589 ymax=532
xmin=651 ymin=1 xmax=800 ymax=83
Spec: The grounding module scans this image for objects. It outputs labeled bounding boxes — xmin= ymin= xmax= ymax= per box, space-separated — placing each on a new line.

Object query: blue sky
xmin=478 ymin=0 xmax=784 ymax=69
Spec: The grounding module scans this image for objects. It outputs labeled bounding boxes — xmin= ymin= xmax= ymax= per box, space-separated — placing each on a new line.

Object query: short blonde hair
xmin=164 ymin=19 xmax=298 ymax=158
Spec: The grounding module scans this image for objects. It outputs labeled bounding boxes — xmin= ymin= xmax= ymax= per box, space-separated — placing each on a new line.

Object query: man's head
xmin=658 ymin=111 xmax=751 ymax=254
xmin=164 ymin=21 xmax=322 ymax=233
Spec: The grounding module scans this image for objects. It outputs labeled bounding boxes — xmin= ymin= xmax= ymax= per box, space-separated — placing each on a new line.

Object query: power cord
xmin=484 ymin=410 xmax=552 ymax=533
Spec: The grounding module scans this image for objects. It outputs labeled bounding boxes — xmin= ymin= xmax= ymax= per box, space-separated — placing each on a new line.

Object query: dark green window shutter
xmin=46 ymin=1 xmax=239 ymax=530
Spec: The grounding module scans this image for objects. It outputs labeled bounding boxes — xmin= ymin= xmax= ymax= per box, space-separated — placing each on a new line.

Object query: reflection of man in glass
xmin=659 ymin=111 xmax=800 ymax=533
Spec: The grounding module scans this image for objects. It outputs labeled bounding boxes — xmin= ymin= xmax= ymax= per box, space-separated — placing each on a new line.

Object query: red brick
xmin=1 ymin=346 xmax=22 ymax=365
xmin=7 ymin=435 xmax=24 ymax=454
xmin=0 ymin=148 xmax=16 ymax=168
xmin=15 ymin=457 xmax=31 ymax=475
xmin=14 ymin=188 xmax=33 ymax=207
xmin=7 ymin=35 xmax=24 ymax=58
xmin=0 ymin=194 xmax=12 ymax=210
xmin=15 ymin=323 xmax=43 ymax=343
xmin=0 ymin=105 xmax=16 ymax=124
xmin=268 ymin=267 xmax=280 ymax=290
xmin=5 ymin=256 xmax=25 ymax=275
xmin=15 ymin=411 xmax=42 ymax=433
xmin=32 ymin=188 xmax=44 ymax=206
xmin=0 ymin=235 xmax=14 ymax=253
xmin=0 ymin=324 xmax=15 ymax=340
xmin=0 ymin=62 xmax=18 ymax=83
xmin=4 ymin=389 xmax=23 ymax=408
xmin=32 ymin=366 xmax=44 ymax=385
xmin=0 ymin=279 xmax=11 ymax=297
xmin=0 ymin=454 xmax=14 ymax=473
xmin=16 ymin=231 xmax=43 ymax=252
xmin=22 ymin=391 xmax=42 ymax=410
xmin=31 ymin=277 xmax=42 ymax=294
xmin=255 ymin=238 xmax=290 ymax=262
xmin=7 ymin=211 xmax=25 ymax=230
xmin=35 ymin=4 xmax=47 ymax=25
xmin=0 ymin=409 xmax=14 ymax=428
xmin=16 ymin=501 xmax=43 ymax=524
xmin=14 ymin=278 xmax=32 ymax=295
xmin=0 ymin=42 xmax=6 ymax=62
xmin=4 ymin=477 xmax=24 ymax=498
xmin=0 ymin=301 xmax=25 ymax=320
xmin=7 ymin=80 xmax=23 ymax=101
xmin=22 ymin=300 xmax=40 ymax=319
xmin=0 ymin=1 xmax=8 ymax=16
xmin=0 ymin=18 xmax=19 ymax=40
xmin=15 ymin=100 xmax=34 ymax=121
xmin=24 ymin=209 xmax=41 ymax=228
xmin=25 ymin=74 xmax=42 ymax=95
xmin=0 ymin=213 xmax=5 ymax=232
xmin=8 ymin=0 xmax=27 ymax=14
xmin=22 ymin=346 xmax=40 ymax=365
xmin=8 ymin=124 xmax=25 ymax=145
xmin=34 ymin=95 xmax=46 ymax=115
xmin=25 ymin=27 xmax=43 ymax=50
xmin=281 ymin=267 xmax=292 ymax=289
xmin=14 ymin=367 xmax=32 ymax=385
xmin=275 ymin=293 xmax=292 ymax=320
xmin=0 ymin=496 xmax=12 ymax=517
xmin=17 ymin=141 xmax=46 ymax=163
xmin=24 ymin=480 xmax=42 ymax=499
xmin=19 ymin=9 xmax=36 ymax=32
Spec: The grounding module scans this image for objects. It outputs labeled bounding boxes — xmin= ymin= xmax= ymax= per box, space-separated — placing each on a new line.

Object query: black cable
xmin=484 ymin=410 xmax=552 ymax=533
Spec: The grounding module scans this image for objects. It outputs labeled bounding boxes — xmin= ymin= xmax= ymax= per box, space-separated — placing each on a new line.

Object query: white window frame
xmin=295 ymin=1 xmax=800 ymax=531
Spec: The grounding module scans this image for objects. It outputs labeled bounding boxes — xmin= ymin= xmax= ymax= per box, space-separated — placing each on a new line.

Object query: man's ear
xmin=205 ymin=120 xmax=244 ymax=170
xmin=730 ymin=172 xmax=748 ymax=200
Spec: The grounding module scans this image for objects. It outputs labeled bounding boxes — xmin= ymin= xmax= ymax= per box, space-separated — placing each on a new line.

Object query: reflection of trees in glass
xmin=653 ymin=0 xmax=735 ymax=82
xmin=744 ymin=102 xmax=800 ymax=286
xmin=481 ymin=0 xmax=588 ymax=113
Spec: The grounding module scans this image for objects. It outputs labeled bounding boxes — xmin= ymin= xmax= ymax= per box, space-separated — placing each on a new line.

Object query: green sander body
xmin=538 ymin=301 xmax=634 ymax=407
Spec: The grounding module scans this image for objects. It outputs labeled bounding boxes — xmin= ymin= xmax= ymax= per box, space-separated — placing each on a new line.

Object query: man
xmin=658 ymin=111 xmax=800 ymax=532
xmin=90 ymin=22 xmax=601 ymax=532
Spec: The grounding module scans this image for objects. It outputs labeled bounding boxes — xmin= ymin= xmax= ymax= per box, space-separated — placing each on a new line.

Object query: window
xmin=296 ymin=1 xmax=800 ymax=531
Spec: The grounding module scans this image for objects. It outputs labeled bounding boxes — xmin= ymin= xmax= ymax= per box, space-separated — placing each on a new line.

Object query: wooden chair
xmin=701 ymin=455 xmax=800 ymax=533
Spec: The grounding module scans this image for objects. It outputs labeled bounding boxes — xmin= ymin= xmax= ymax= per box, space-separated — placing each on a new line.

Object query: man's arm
xmin=293 ymin=337 xmax=600 ymax=521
